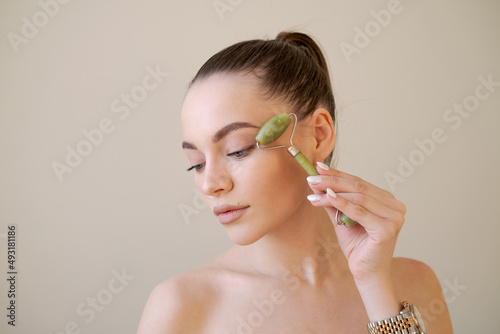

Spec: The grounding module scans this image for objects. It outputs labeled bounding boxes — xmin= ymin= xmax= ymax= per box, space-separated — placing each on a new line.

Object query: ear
xmin=311 ymin=108 xmax=335 ymax=162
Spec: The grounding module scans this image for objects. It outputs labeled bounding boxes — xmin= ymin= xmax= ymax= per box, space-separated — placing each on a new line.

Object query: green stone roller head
xmin=255 ymin=113 xmax=291 ymax=145
xmin=256 ymin=113 xmax=318 ymax=174
xmin=255 ymin=113 xmax=357 ymax=227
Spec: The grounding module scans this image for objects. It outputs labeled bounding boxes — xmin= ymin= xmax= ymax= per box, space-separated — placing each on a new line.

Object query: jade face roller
xmin=255 ymin=113 xmax=357 ymax=227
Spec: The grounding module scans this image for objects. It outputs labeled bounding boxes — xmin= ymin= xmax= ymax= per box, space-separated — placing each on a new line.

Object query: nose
xmin=200 ymin=160 xmax=233 ymax=197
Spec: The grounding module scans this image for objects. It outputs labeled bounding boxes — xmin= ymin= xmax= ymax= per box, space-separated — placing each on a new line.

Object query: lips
xmin=213 ymin=205 xmax=249 ymax=224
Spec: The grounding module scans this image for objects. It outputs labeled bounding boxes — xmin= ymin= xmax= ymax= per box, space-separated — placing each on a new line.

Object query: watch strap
xmin=367 ymin=301 xmax=419 ymax=334
xmin=367 ymin=314 xmax=416 ymax=334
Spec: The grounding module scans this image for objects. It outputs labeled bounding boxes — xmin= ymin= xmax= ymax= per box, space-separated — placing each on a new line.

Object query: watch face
xmin=410 ymin=304 xmax=426 ymax=333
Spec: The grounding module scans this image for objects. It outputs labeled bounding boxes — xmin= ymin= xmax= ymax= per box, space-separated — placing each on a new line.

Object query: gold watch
xmin=367 ymin=301 xmax=426 ymax=334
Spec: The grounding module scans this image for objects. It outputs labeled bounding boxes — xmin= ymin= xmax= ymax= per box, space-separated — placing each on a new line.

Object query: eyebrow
xmin=182 ymin=122 xmax=259 ymax=149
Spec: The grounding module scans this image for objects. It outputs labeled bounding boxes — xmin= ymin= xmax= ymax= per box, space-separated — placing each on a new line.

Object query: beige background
xmin=1 ymin=0 xmax=499 ymax=333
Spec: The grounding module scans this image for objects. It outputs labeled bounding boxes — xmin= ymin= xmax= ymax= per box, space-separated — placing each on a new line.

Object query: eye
xmin=186 ymin=145 xmax=255 ymax=172
xmin=187 ymin=163 xmax=205 ymax=173
xmin=228 ymin=146 xmax=255 ymax=159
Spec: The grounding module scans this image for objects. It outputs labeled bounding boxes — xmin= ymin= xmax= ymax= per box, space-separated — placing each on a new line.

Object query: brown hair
xmin=189 ymin=31 xmax=336 ymax=163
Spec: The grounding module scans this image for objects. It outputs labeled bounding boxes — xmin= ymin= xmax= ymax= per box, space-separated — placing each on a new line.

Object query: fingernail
xmin=326 ymin=188 xmax=337 ymax=198
xmin=317 ymin=162 xmax=330 ymax=170
xmin=307 ymin=175 xmax=323 ymax=184
xmin=307 ymin=194 xmax=322 ymax=202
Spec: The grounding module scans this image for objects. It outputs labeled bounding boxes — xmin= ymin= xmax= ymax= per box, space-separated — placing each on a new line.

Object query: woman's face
xmin=181 ymin=73 xmax=317 ymax=245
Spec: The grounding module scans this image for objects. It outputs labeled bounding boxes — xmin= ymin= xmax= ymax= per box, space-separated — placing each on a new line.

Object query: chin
xmin=225 ymin=224 xmax=268 ymax=246
xmin=227 ymin=232 xmax=262 ymax=246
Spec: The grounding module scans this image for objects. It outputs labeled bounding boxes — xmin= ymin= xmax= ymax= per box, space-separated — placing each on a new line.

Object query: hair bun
xmin=276 ymin=31 xmax=331 ymax=89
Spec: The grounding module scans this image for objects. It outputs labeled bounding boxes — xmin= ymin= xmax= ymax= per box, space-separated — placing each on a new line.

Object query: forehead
xmin=181 ymin=73 xmax=286 ymax=137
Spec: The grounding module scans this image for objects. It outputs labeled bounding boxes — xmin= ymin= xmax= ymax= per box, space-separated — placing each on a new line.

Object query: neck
xmin=239 ymin=202 xmax=349 ymax=287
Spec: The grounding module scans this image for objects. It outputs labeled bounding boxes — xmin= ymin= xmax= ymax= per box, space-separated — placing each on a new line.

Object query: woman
xmin=137 ymin=32 xmax=453 ymax=333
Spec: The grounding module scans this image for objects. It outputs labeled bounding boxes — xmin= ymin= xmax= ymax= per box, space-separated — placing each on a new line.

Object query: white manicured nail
xmin=326 ymin=188 xmax=337 ymax=198
xmin=307 ymin=194 xmax=322 ymax=202
xmin=307 ymin=176 xmax=323 ymax=184
xmin=317 ymin=162 xmax=330 ymax=170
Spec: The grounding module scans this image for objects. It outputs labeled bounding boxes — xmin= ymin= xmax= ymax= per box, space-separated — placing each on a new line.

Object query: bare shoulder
xmin=391 ymin=257 xmax=453 ymax=333
xmin=391 ymin=258 xmax=442 ymax=309
xmin=136 ymin=249 xmax=247 ymax=334
xmin=391 ymin=257 xmax=438 ymax=290
xmin=136 ymin=266 xmax=226 ymax=334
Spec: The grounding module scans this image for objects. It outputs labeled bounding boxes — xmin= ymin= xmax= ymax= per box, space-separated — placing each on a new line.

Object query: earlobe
xmin=312 ymin=108 xmax=335 ymax=161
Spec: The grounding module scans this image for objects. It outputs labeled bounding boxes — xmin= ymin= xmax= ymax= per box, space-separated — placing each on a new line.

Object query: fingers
xmin=307 ymin=165 xmax=406 ymax=215
xmin=318 ymin=163 xmax=397 ymax=198
xmin=307 ymin=163 xmax=406 ymax=232
xmin=307 ymin=191 xmax=400 ymax=231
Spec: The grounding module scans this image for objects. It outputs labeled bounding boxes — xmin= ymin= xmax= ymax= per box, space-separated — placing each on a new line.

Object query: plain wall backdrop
xmin=1 ymin=0 xmax=499 ymax=333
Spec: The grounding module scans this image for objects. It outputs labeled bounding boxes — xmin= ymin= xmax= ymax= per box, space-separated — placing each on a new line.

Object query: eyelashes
xmin=186 ymin=145 xmax=255 ymax=173
xmin=227 ymin=145 xmax=255 ymax=159
xmin=186 ymin=164 xmax=203 ymax=172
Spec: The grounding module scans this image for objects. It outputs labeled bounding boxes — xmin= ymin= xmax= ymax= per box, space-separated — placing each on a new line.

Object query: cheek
xmin=290 ymin=126 xmax=317 ymax=160
xmin=236 ymin=148 xmax=310 ymax=205
xmin=223 ymin=149 xmax=312 ymax=245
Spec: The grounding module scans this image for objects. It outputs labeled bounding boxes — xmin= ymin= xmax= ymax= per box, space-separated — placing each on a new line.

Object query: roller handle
xmin=294 ymin=151 xmax=319 ymax=176
xmin=293 ymin=151 xmax=358 ymax=227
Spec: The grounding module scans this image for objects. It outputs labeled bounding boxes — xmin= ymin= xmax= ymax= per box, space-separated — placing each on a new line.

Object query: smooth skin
xmin=137 ymin=73 xmax=453 ymax=333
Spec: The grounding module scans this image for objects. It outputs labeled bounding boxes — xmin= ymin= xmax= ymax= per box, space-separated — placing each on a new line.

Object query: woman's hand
xmin=306 ymin=162 xmax=407 ymax=285
xmin=307 ymin=162 xmax=408 ymax=320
